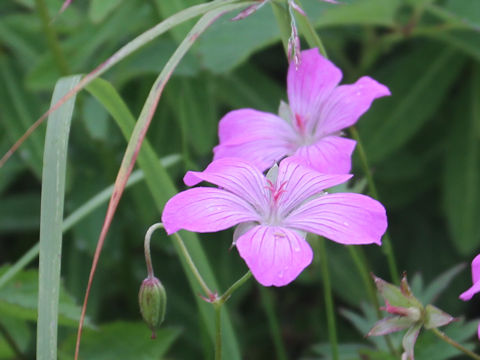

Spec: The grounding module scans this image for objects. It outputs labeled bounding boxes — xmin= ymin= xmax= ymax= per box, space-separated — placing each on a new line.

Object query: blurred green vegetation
xmin=1 ymin=0 xmax=480 ymax=358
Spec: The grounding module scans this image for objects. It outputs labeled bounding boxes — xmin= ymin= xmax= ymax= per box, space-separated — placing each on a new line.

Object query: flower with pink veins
xmin=459 ymin=254 xmax=480 ymax=339
xmin=213 ymin=48 xmax=390 ymax=174
xmin=162 ymin=158 xmax=387 ymax=286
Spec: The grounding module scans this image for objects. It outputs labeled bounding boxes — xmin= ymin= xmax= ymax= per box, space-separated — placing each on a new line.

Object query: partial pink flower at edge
xmin=162 ymin=157 xmax=387 ymax=287
xmin=459 ymin=254 xmax=480 ymax=339
xmin=213 ymin=48 xmax=390 ymax=174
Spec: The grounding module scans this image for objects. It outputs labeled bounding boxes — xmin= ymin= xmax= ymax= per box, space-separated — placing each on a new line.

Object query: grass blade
xmin=37 ymin=75 xmax=81 ymax=360
xmin=87 ymin=76 xmax=242 ymax=358
xmin=0 ymin=0 xmax=244 ymax=169
xmin=75 ymin=4 xmax=248 ymax=358
xmin=0 ymin=155 xmax=180 ymax=290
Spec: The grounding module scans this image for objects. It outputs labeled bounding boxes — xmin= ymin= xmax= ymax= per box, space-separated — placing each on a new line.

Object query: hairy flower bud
xmin=139 ymin=276 xmax=166 ymax=338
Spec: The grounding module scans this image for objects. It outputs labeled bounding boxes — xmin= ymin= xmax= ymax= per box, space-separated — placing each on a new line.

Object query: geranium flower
xmin=162 ymin=158 xmax=387 ymax=286
xmin=213 ymin=48 xmax=390 ymax=174
xmin=459 ymin=254 xmax=480 ymax=339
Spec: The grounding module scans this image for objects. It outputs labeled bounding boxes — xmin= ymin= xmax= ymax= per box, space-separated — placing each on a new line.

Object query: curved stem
xmin=171 ymin=231 xmax=214 ymax=299
xmin=144 ymin=223 xmax=165 ymax=278
xmin=431 ymin=327 xmax=480 ymax=360
xmin=316 ymin=237 xmax=339 ymax=360
xmin=218 ymin=271 xmax=252 ymax=305
xmin=349 ymin=126 xmax=400 ymax=284
xmin=143 ymin=223 xmax=213 ymax=298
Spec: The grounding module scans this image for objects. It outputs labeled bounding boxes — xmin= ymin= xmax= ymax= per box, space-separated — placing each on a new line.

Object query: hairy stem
xmin=431 ymin=327 xmax=480 ymax=360
xmin=171 ymin=231 xmax=214 ymax=299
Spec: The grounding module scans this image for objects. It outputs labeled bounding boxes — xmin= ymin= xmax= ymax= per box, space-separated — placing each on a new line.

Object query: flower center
xmin=264 ymin=179 xmax=287 ymax=224
xmin=294 ymin=113 xmax=316 ymax=146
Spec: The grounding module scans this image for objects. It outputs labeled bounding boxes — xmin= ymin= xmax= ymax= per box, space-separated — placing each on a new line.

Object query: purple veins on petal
xmin=214 ymin=48 xmax=390 ymax=174
xmin=162 ymin=158 xmax=388 ymax=286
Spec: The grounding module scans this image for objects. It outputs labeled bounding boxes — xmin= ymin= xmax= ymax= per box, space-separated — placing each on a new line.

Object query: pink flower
xmin=213 ymin=48 xmax=390 ymax=174
xmin=162 ymin=158 xmax=387 ymax=286
xmin=459 ymin=254 xmax=480 ymax=339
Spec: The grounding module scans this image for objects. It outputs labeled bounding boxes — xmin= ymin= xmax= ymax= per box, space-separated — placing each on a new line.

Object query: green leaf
xmin=419 ymin=263 xmax=466 ymax=304
xmin=415 ymin=319 xmax=477 ymax=360
xmin=0 ymin=193 xmax=40 ymax=232
xmin=423 ymin=305 xmax=454 ymax=330
xmin=0 ymin=266 xmax=89 ymax=327
xmin=311 ymin=342 xmax=372 ymax=360
xmin=443 ymin=66 xmax=480 ymax=254
xmin=59 ymin=322 xmax=179 ymax=360
xmin=359 ymin=44 xmax=466 ymax=164
xmin=312 ymin=0 xmax=402 ymax=28
xmin=444 ymin=0 xmax=480 ymax=29
xmin=0 ymin=56 xmax=44 ymax=177
xmin=86 ymin=77 xmax=242 ymax=359
xmin=37 ymin=75 xmax=81 ymax=360
xmin=88 ymin=0 xmax=123 ymax=23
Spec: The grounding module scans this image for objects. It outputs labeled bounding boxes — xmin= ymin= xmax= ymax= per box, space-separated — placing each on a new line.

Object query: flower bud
xmin=139 ymin=276 xmax=166 ymax=338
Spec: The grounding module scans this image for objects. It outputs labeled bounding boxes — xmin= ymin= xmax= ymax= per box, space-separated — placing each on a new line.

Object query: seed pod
xmin=138 ymin=276 xmax=167 ymax=338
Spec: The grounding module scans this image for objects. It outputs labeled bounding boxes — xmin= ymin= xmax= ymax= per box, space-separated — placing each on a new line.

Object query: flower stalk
xmin=349 ymin=126 xmax=400 ymax=284
xmin=431 ymin=328 xmax=480 ymax=360
xmin=315 ymin=236 xmax=339 ymax=360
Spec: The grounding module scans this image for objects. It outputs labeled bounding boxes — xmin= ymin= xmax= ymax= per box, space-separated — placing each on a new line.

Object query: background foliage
xmin=1 ymin=0 xmax=480 ymax=358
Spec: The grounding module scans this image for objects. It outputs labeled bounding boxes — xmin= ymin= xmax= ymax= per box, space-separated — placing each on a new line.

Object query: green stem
xmin=142 ymin=222 xmax=213 ymax=298
xmin=316 ymin=237 xmax=339 ymax=360
xmin=431 ymin=328 xmax=480 ymax=360
xmin=34 ymin=0 xmax=69 ymax=75
xmin=349 ymin=126 xmax=400 ymax=284
xmin=214 ymin=303 xmax=222 ymax=360
xmin=171 ymin=231 xmax=214 ymax=299
xmin=213 ymin=271 xmax=253 ymax=360
xmin=271 ymin=0 xmax=290 ymax=53
xmin=218 ymin=271 xmax=252 ymax=305
xmin=0 ymin=322 xmax=26 ymax=360
xmin=295 ymin=0 xmax=327 ymax=57
xmin=259 ymin=287 xmax=289 ymax=360
xmin=144 ymin=223 xmax=164 ymax=277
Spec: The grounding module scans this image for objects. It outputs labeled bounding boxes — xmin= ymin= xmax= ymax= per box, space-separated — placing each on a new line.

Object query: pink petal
xmin=217 ymin=109 xmax=295 ymax=145
xmin=478 ymin=322 xmax=480 ymax=340
xmin=287 ymin=48 xmax=342 ymax=134
xmin=236 ymin=225 xmax=313 ymax=286
xmin=290 ymin=136 xmax=356 ymax=174
xmin=471 ymin=253 xmax=480 ymax=284
xmin=183 ymin=158 xmax=270 ymax=212
xmin=214 ymin=109 xmax=295 ymax=172
xmin=459 ymin=280 xmax=480 ymax=301
xmin=284 ymin=193 xmax=387 ymax=245
xmin=316 ymin=76 xmax=391 ymax=136
xmin=276 ymin=158 xmax=352 ymax=215
xmin=162 ymin=187 xmax=260 ymax=235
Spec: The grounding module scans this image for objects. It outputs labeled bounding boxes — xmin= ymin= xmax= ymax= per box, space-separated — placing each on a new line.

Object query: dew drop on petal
xmin=278 ymin=271 xmax=284 ymax=278
xmin=343 ymin=221 xmax=349 ymax=226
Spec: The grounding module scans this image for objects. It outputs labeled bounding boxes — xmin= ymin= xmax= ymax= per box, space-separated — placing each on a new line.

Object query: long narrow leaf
xmin=0 ymin=0 xmax=247 ymax=168
xmin=37 ymin=75 xmax=81 ymax=360
xmin=0 ymin=155 xmax=180 ymax=290
xmin=87 ymin=77 xmax=242 ymax=358
xmin=75 ymin=4 xmax=247 ymax=359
